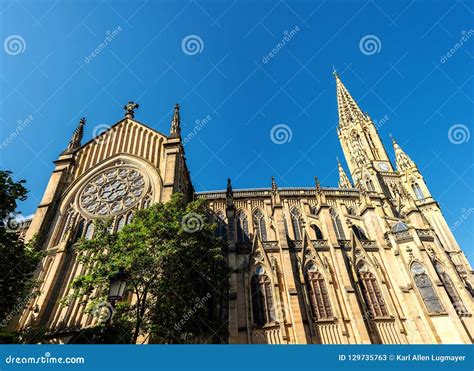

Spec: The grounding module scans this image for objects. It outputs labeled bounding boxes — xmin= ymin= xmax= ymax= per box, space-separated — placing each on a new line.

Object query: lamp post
xmin=104 ymin=269 xmax=127 ymax=331
xmin=108 ymin=269 xmax=127 ymax=305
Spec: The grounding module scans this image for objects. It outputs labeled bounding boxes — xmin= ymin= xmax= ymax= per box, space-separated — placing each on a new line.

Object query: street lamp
xmin=108 ymin=269 xmax=127 ymax=305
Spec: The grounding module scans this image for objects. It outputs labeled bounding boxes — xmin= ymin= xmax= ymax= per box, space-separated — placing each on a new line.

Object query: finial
xmin=314 ymin=176 xmax=321 ymax=192
xmin=271 ymin=177 xmax=278 ymax=193
xmin=123 ymin=101 xmax=139 ymax=119
xmin=226 ymin=178 xmax=232 ymax=193
xmin=170 ymin=103 xmax=181 ymax=138
xmin=332 ymin=65 xmax=339 ymax=78
xmin=63 ymin=117 xmax=86 ymax=154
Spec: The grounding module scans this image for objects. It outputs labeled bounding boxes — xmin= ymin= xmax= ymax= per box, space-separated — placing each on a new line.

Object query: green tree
xmin=0 ymin=170 xmax=41 ymax=337
xmin=68 ymin=193 xmax=228 ymax=344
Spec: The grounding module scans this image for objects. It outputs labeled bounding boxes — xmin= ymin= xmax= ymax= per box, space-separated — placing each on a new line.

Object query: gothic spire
xmin=170 ymin=103 xmax=181 ymax=138
xmin=334 ymin=73 xmax=366 ymax=128
xmin=391 ymin=135 xmax=415 ymax=171
xmin=64 ymin=117 xmax=85 ymax=154
xmin=337 ymin=157 xmax=352 ymax=189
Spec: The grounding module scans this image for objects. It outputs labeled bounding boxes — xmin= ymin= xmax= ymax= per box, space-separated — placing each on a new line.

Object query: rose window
xmin=78 ymin=167 xmax=147 ymax=217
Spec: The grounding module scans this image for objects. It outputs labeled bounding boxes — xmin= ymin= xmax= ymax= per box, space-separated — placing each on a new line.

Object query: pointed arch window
xmin=412 ymin=182 xmax=424 ymax=200
xmin=126 ymin=212 xmax=133 ymax=225
xmin=84 ymin=222 xmax=95 ymax=240
xmin=251 ymin=267 xmax=276 ymax=326
xmin=116 ymin=215 xmax=125 ymax=232
xmin=311 ymin=225 xmax=324 ymax=240
xmin=290 ymin=208 xmax=303 ymax=240
xmin=236 ymin=211 xmax=249 ymax=243
xmin=358 ymin=266 xmax=388 ymax=318
xmin=434 ymin=262 xmax=467 ymax=314
xmin=215 ymin=211 xmax=227 ymax=239
xmin=352 ymin=225 xmax=369 ymax=241
xmin=330 ymin=208 xmax=346 ymax=240
xmin=366 ymin=179 xmax=375 ymax=192
xmin=411 ymin=262 xmax=444 ymax=313
xmin=252 ymin=209 xmax=267 ymax=241
xmin=306 ymin=263 xmax=333 ymax=320
xmin=74 ymin=219 xmax=85 ymax=242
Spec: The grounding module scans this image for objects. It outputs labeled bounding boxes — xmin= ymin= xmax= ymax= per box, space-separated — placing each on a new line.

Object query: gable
xmin=71 ymin=118 xmax=168 ymax=180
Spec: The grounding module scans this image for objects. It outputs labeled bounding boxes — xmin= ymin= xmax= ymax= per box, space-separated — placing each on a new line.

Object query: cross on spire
xmin=123 ymin=101 xmax=139 ymax=118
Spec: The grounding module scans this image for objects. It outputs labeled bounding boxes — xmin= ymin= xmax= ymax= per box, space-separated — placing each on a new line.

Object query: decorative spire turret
xmin=391 ymin=135 xmax=415 ymax=171
xmin=170 ymin=103 xmax=181 ymax=138
xmin=123 ymin=101 xmax=139 ymax=119
xmin=334 ymin=73 xmax=366 ymax=128
xmin=271 ymin=177 xmax=281 ymax=205
xmin=64 ymin=117 xmax=85 ymax=154
xmin=337 ymin=157 xmax=352 ymax=189
xmin=314 ymin=176 xmax=321 ymax=193
xmin=226 ymin=178 xmax=233 ymax=208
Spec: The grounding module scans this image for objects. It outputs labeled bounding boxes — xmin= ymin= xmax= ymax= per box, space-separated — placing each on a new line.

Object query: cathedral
xmin=15 ymin=73 xmax=473 ymax=344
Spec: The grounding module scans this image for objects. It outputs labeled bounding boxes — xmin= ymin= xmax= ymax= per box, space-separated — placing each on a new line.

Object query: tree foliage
xmin=67 ymin=193 xmax=228 ymax=344
xmin=0 ymin=170 xmax=41 ymax=336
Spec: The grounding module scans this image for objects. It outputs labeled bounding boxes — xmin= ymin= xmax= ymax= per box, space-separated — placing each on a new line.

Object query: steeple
xmin=337 ymin=157 xmax=352 ymax=189
xmin=334 ymin=72 xmax=366 ymax=128
xmin=169 ymin=103 xmax=181 ymax=138
xmin=63 ymin=118 xmax=85 ymax=154
xmin=391 ymin=135 xmax=415 ymax=171
xmin=334 ymin=73 xmax=393 ymax=180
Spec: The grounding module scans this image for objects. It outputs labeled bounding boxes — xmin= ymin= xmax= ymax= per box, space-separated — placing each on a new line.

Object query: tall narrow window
xmin=330 ymin=208 xmax=346 ymax=240
xmin=290 ymin=208 xmax=303 ymax=240
xmin=358 ymin=266 xmax=388 ymax=318
xmin=311 ymin=225 xmax=324 ymax=240
xmin=306 ymin=263 xmax=332 ymax=320
xmin=116 ymin=216 xmax=125 ymax=232
xmin=236 ymin=211 xmax=249 ymax=243
xmin=434 ymin=262 xmax=466 ymax=314
xmin=251 ymin=267 xmax=276 ymax=326
xmin=215 ymin=211 xmax=227 ymax=239
xmin=84 ymin=222 xmax=94 ymax=240
xmin=366 ymin=179 xmax=375 ymax=192
xmin=252 ymin=209 xmax=267 ymax=241
xmin=411 ymin=262 xmax=444 ymax=313
xmin=412 ymin=183 xmax=424 ymax=200
xmin=74 ymin=219 xmax=85 ymax=242
xmin=126 ymin=212 xmax=133 ymax=225
xmin=352 ymin=225 xmax=369 ymax=241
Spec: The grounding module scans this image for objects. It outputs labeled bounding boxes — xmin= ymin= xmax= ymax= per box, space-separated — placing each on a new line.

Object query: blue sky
xmin=0 ymin=0 xmax=472 ymax=259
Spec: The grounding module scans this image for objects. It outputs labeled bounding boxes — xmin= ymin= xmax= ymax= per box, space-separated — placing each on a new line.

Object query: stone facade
xmin=16 ymin=75 xmax=473 ymax=344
